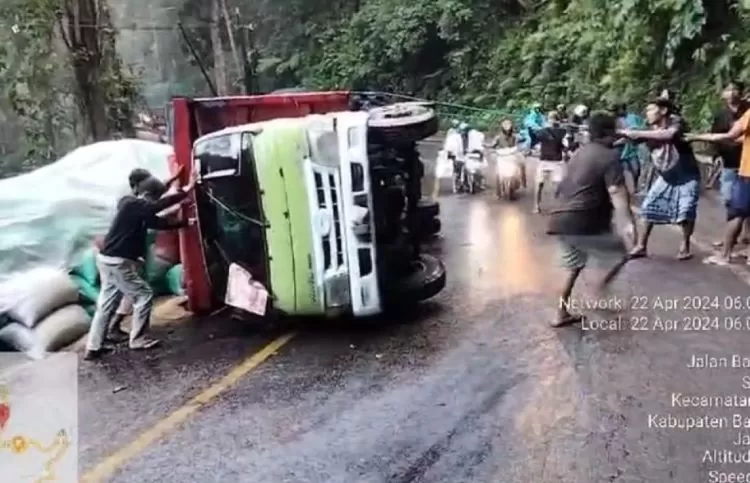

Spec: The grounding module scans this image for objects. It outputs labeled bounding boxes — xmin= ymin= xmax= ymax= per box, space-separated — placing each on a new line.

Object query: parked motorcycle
xmin=495 ymin=147 xmax=522 ymax=200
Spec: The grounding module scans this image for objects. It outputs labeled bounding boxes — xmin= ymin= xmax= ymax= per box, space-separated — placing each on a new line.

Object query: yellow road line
xmin=80 ymin=332 xmax=296 ymax=483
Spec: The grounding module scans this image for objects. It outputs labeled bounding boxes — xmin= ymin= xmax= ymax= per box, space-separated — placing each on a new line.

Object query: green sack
xmin=82 ymin=303 xmax=96 ymax=317
xmin=165 ymin=264 xmax=184 ymax=296
xmin=70 ymin=248 xmax=99 ymax=285
xmin=144 ymin=246 xmax=174 ymax=296
xmin=70 ymin=274 xmax=100 ymax=304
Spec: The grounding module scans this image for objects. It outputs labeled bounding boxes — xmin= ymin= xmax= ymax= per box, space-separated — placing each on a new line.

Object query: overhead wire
xmin=0 ymin=21 xmax=235 ymax=31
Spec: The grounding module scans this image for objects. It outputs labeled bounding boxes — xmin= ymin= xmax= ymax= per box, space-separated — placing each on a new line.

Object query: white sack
xmin=33 ymin=304 xmax=91 ymax=352
xmin=0 ymin=267 xmax=79 ymax=327
xmin=0 ymin=140 xmax=172 ymax=283
xmin=0 ymin=322 xmax=45 ymax=360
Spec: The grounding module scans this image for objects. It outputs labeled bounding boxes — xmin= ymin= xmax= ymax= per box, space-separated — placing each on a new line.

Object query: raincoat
xmin=520 ymin=109 xmax=545 ymax=149
xmin=620 ymin=113 xmax=643 ymax=160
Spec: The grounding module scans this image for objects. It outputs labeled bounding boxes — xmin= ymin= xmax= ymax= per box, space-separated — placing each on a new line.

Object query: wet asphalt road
xmin=74 ymin=151 xmax=750 ymax=482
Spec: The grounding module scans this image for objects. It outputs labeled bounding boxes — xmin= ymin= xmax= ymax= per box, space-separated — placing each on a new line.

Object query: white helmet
xmin=573 ymin=104 xmax=589 ymax=117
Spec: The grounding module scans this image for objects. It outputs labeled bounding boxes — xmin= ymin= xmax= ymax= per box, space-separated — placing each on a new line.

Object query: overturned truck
xmin=169 ymin=92 xmax=446 ymax=318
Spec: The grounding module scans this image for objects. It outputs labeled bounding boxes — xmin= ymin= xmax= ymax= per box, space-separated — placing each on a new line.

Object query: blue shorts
xmin=728 ymin=175 xmax=750 ymax=221
xmin=721 ymin=168 xmax=739 ymax=206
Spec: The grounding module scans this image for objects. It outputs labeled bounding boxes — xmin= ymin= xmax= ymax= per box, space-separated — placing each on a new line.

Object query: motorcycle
xmin=495 ymin=147 xmax=523 ymax=200
xmin=465 ymin=151 xmax=485 ymax=194
xmin=449 ymin=152 xmax=465 ymax=194
xmin=451 ymin=150 xmax=485 ymax=194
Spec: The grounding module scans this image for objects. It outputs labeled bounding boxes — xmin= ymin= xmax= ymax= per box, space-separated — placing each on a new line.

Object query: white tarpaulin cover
xmin=0 ymin=140 xmax=172 ymax=285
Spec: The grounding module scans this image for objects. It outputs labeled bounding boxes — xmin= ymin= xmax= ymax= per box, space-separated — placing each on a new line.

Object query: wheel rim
xmin=368 ymin=103 xmax=436 ymax=128
xmin=409 ymin=259 xmax=426 ymax=274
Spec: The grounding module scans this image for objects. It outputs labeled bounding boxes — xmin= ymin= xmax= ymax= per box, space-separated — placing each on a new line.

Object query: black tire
xmin=423 ymin=217 xmax=441 ymax=236
xmin=416 ymin=199 xmax=439 ymax=219
xmin=386 ymin=254 xmax=446 ymax=302
xmin=367 ymin=102 xmax=438 ymax=143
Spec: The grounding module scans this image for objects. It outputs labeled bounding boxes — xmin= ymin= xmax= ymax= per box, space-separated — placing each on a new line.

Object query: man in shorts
xmin=533 ymin=111 xmax=568 ymax=213
xmin=687 ymin=98 xmax=750 ymax=265
xmin=709 ymin=81 xmax=750 ymax=248
xmin=547 ymin=112 xmax=637 ymax=327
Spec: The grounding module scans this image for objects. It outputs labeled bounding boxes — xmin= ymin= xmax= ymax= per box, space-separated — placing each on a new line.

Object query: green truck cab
xmin=170 ymin=93 xmax=445 ymax=317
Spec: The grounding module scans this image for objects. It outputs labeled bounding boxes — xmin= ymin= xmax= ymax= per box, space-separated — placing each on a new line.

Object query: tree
xmin=58 ymin=0 xmax=109 ymax=141
xmin=0 ymin=0 xmax=73 ymax=173
xmin=58 ymin=0 xmax=139 ymax=142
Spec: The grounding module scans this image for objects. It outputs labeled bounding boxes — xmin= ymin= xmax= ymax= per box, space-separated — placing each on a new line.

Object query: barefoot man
xmin=546 ymin=112 xmax=637 ymax=327
xmin=687 ymin=96 xmax=750 ymax=265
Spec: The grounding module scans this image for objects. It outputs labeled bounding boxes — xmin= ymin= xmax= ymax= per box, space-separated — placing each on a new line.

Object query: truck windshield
xmin=194 ymin=132 xmax=269 ymax=299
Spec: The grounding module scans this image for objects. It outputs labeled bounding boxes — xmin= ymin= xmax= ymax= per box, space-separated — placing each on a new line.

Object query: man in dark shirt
xmin=712 ymin=81 xmax=749 ymax=247
xmin=533 ymin=111 xmax=568 ymax=213
xmin=546 ymin=113 xmax=637 ymax=327
xmin=84 ymin=170 xmax=196 ymax=360
xmin=106 ymin=169 xmax=183 ymax=340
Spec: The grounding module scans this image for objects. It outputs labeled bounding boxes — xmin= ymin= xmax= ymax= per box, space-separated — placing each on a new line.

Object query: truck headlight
xmin=324 ymin=268 xmax=350 ymax=308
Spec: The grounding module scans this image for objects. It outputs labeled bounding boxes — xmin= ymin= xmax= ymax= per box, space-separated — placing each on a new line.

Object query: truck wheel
xmin=416 ymin=199 xmax=439 ymax=219
xmin=367 ymin=102 xmax=438 ymax=143
xmin=423 ymin=217 xmax=441 ymax=236
xmin=388 ymin=254 xmax=446 ymax=302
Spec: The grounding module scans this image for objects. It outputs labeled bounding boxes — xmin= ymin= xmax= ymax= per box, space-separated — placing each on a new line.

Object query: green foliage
xmin=0 ymin=0 xmax=143 ymax=177
xmin=246 ymin=0 xmax=750 ymax=130
xmin=0 ymin=0 xmax=73 ymax=169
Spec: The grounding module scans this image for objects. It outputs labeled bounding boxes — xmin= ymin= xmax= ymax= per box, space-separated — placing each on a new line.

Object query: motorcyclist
xmin=446 ymin=122 xmax=469 ymax=192
xmin=456 ymin=122 xmax=487 ymax=192
xmin=490 ymin=118 xmax=518 ymax=149
xmin=489 ymin=119 xmax=526 ymax=188
xmin=447 ymin=119 xmax=460 ymax=138
xmin=459 ymin=122 xmax=471 ymax=154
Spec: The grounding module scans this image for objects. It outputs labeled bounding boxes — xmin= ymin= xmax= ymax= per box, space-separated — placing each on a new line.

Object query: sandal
xmin=629 ymin=247 xmax=647 ymax=259
xmin=549 ymin=314 xmax=583 ymax=328
xmin=677 ymin=251 xmax=693 ymax=261
xmin=703 ymin=255 xmax=730 ymax=266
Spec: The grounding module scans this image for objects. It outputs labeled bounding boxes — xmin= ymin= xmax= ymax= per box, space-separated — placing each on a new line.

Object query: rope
xmin=201 ymin=187 xmax=267 ymax=228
